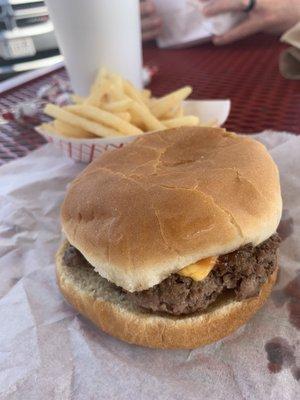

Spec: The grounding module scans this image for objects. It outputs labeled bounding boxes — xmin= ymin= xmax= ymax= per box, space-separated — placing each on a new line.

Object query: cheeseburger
xmin=56 ymin=127 xmax=282 ymax=349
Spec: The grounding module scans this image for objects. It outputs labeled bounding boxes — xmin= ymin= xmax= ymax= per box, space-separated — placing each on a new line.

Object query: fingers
xmin=140 ymin=0 xmax=155 ymax=17
xmin=203 ymin=0 xmax=249 ymax=17
xmin=142 ymin=15 xmax=162 ymax=32
xmin=213 ymin=16 xmax=263 ymax=45
xmin=142 ymin=29 xmax=161 ymax=41
xmin=142 ymin=15 xmax=162 ymax=41
xmin=140 ymin=0 xmax=162 ymax=41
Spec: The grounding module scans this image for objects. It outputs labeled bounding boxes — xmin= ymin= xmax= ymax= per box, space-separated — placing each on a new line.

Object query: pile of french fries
xmin=41 ymin=68 xmax=200 ymax=139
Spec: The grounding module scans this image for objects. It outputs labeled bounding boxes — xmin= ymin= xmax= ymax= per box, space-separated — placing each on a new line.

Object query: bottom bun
xmin=56 ymin=241 xmax=278 ymax=349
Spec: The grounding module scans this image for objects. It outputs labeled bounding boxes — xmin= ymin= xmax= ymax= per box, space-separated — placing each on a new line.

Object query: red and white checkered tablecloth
xmin=0 ymin=34 xmax=299 ymax=165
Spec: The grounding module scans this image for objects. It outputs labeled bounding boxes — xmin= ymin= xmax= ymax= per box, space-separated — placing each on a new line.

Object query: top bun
xmin=61 ymin=127 xmax=282 ymax=292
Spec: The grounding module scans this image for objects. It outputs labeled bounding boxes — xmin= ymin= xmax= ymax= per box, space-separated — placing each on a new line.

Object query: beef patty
xmin=63 ymin=234 xmax=280 ymax=316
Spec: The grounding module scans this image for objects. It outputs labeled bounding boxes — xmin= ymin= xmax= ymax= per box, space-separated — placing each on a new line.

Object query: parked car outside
xmin=0 ymin=0 xmax=62 ymax=77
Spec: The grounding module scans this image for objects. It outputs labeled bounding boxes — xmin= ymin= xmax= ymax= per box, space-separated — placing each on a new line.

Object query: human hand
xmin=200 ymin=0 xmax=300 ymax=45
xmin=140 ymin=0 xmax=162 ymax=42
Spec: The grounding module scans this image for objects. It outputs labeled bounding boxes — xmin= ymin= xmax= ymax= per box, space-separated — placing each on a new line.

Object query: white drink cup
xmin=45 ymin=0 xmax=143 ymax=95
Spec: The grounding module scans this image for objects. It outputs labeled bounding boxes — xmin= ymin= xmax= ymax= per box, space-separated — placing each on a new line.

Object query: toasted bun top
xmin=61 ymin=127 xmax=282 ymax=292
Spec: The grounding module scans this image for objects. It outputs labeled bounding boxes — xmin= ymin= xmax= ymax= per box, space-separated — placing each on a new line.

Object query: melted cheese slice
xmin=178 ymin=257 xmax=217 ymax=281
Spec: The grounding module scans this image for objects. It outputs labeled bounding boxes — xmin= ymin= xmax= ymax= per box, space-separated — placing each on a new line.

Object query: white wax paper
xmin=153 ymin=0 xmax=245 ymax=48
xmin=0 ymin=131 xmax=299 ymax=399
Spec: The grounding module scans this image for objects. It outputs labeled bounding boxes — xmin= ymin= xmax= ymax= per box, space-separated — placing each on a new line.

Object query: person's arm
xmin=200 ymin=0 xmax=300 ymax=45
xmin=140 ymin=0 xmax=162 ymax=41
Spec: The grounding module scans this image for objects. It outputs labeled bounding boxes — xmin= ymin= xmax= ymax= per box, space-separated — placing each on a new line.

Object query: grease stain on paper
xmin=264 ymin=337 xmax=299 ymax=381
xmin=277 ymin=209 xmax=294 ymax=241
xmin=271 ymin=271 xmax=300 ymax=330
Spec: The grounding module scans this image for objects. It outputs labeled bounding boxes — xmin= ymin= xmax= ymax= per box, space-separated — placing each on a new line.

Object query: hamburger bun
xmin=56 ymin=240 xmax=278 ymax=349
xmin=61 ymin=127 xmax=282 ymax=292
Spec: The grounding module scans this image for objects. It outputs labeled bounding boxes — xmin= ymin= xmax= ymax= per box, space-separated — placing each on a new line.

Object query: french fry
xmin=42 ymin=68 xmax=200 ymax=143
xmin=109 ymin=72 xmax=124 ymax=92
xmin=124 ymin=80 xmax=145 ymax=105
xmin=71 ymin=94 xmax=85 ymax=104
xmin=98 ymin=80 xmax=115 ymax=103
xmin=115 ymin=112 xmax=131 ymax=122
xmin=142 ymin=89 xmax=151 ymax=99
xmin=163 ymin=105 xmax=181 ymax=120
xmin=85 ymin=92 xmax=99 ymax=106
xmin=151 ymin=86 xmax=192 ymax=118
xmin=39 ymin=123 xmax=59 ymax=135
xmin=86 ymin=67 xmax=108 ymax=105
xmin=102 ymin=99 xmax=133 ymax=112
xmin=162 ymin=115 xmax=199 ymax=128
xmin=130 ymin=101 xmax=165 ymax=131
xmin=41 ymin=121 xmax=93 ymax=140
xmin=54 ymin=120 xmax=95 ymax=138
xmin=66 ymin=104 xmax=142 ymax=135
xmin=95 ymin=67 xmax=107 ymax=85
xmin=44 ymin=103 xmax=121 ymax=138
xmin=176 ymin=106 xmax=184 ymax=118
xmin=141 ymin=89 xmax=152 ymax=106
xmin=108 ymin=84 xmax=126 ymax=101
xmin=170 ymin=105 xmax=184 ymax=119
xmin=129 ymin=108 xmax=146 ymax=130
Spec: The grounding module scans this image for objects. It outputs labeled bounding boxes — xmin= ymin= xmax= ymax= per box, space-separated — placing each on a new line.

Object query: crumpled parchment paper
xmin=0 ymin=131 xmax=299 ymax=400
xmin=153 ymin=0 xmax=245 ymax=48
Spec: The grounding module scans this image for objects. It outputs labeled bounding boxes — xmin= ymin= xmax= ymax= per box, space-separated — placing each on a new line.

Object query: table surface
xmin=0 ymin=34 xmax=299 ymax=165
